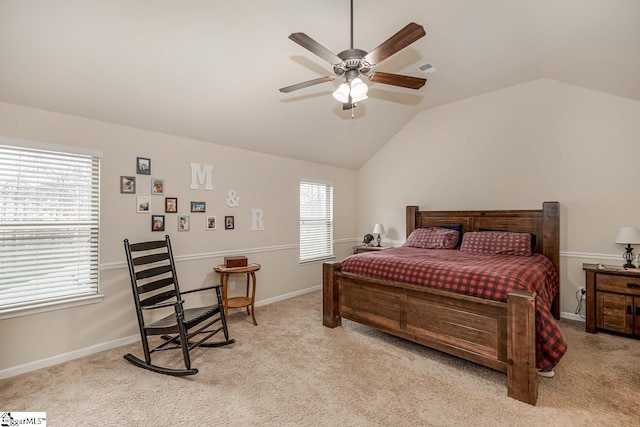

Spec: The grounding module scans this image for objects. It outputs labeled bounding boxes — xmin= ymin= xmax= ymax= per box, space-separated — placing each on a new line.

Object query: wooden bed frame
xmin=323 ymin=202 xmax=560 ymax=405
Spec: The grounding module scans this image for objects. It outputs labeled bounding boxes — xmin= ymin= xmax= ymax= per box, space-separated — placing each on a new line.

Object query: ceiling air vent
xmin=418 ymin=63 xmax=438 ymax=74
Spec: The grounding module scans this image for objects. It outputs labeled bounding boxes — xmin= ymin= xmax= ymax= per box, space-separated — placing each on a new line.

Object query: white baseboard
xmin=254 ymin=284 xmax=321 ymax=308
xmin=0 ymin=284 xmax=322 ymax=380
xmin=560 ymin=312 xmax=586 ymax=322
xmin=0 ymin=334 xmax=140 ymax=380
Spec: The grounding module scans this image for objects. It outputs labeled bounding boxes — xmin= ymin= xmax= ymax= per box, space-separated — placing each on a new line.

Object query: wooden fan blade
xmin=279 ymin=76 xmax=335 ymax=93
xmin=289 ymin=33 xmax=343 ymax=65
xmin=369 ymin=72 xmax=426 ymax=89
xmin=362 ymin=23 xmax=426 ymax=66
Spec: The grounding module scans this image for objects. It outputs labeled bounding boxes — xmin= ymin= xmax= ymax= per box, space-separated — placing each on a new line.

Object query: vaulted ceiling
xmin=1 ymin=0 xmax=639 ymax=170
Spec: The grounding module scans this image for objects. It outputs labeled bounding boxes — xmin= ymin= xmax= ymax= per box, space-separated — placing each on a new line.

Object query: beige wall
xmin=3 ymin=77 xmax=639 ymax=374
xmin=0 ymin=101 xmax=357 ymax=372
xmin=358 ymin=78 xmax=640 ymax=317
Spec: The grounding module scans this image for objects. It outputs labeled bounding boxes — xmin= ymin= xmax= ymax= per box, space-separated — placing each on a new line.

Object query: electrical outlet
xmin=579 ymin=286 xmax=586 ymax=300
xmin=229 ymin=280 xmax=236 ymax=291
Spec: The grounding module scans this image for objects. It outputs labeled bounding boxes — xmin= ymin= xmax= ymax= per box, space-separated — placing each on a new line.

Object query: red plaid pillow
xmin=403 ymin=227 xmax=459 ymax=249
xmin=460 ymin=231 xmax=532 ymax=256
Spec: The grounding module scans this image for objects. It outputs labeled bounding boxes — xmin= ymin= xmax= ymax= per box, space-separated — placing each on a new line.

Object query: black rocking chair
xmin=123 ymin=235 xmax=235 ymax=376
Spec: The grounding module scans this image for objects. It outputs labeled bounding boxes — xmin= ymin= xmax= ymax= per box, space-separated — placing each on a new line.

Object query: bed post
xmin=323 ymin=261 xmax=342 ymax=328
xmin=507 ymin=290 xmax=537 ymax=405
xmin=542 ymin=201 xmax=560 ymax=319
xmin=406 ymin=205 xmax=419 ymax=237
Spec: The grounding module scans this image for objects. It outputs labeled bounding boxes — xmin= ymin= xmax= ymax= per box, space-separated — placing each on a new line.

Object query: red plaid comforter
xmin=341 ymin=247 xmax=567 ymax=370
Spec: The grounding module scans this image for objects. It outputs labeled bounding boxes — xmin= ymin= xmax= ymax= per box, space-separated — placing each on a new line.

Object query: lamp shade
xmin=373 ymin=223 xmax=385 ymax=235
xmin=332 ymin=83 xmax=350 ymax=103
xmin=614 ymin=227 xmax=640 ymax=244
xmin=351 ymin=93 xmax=368 ymax=103
xmin=350 ymin=78 xmax=368 ymax=98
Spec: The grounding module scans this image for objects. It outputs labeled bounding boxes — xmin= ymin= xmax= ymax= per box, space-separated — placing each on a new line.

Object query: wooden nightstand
xmin=352 ymin=246 xmax=389 ymax=254
xmin=583 ymin=263 xmax=640 ymax=336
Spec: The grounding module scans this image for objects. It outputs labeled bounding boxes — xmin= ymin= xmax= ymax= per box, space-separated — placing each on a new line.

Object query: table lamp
xmin=614 ymin=227 xmax=640 ymax=268
xmin=373 ymin=223 xmax=385 ymax=247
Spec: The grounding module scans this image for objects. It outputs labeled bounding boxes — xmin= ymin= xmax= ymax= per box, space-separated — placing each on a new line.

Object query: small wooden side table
xmin=213 ymin=263 xmax=261 ymax=325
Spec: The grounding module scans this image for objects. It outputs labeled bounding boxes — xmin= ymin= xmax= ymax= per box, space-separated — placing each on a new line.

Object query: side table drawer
xmin=597 ymin=274 xmax=640 ymax=296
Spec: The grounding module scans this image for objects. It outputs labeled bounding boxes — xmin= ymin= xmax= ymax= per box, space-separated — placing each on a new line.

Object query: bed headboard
xmin=406 ymin=202 xmax=560 ymax=317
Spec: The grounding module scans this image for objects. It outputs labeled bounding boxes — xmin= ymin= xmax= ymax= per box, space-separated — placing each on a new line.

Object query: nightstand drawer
xmin=597 ymin=274 xmax=640 ymax=296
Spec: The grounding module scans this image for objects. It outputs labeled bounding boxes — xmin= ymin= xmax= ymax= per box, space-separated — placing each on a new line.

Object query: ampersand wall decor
xmin=226 ymin=190 xmax=240 ymax=208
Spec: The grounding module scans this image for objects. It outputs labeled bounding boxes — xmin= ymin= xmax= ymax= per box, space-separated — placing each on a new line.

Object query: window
xmin=0 ymin=138 xmax=101 ymax=316
xmin=299 ymin=180 xmax=333 ymax=263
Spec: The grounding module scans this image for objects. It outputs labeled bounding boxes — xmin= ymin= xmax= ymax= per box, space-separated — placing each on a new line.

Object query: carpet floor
xmin=1 ymin=290 xmax=639 ymax=426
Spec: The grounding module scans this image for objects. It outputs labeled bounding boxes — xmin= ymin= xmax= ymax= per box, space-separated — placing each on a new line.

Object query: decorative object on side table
xmin=224 ymin=256 xmax=247 ymax=268
xmin=614 ymin=227 xmax=640 ymax=268
xmin=373 ymin=223 xmax=385 ymax=247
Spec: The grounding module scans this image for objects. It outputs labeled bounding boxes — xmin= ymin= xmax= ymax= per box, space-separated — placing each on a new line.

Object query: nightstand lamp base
xmin=614 ymin=227 xmax=640 ymax=269
xmin=372 ymin=223 xmax=385 ymax=248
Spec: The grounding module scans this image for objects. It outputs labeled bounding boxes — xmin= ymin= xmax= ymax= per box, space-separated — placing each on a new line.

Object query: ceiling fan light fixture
xmin=351 ymin=92 xmax=368 ymax=103
xmin=350 ymin=78 xmax=368 ymax=99
xmin=279 ymin=1 xmax=427 ymax=114
xmin=332 ymin=83 xmax=351 ymax=103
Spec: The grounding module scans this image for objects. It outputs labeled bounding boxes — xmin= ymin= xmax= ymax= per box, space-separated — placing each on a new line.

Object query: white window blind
xmin=300 ymin=180 xmax=333 ymax=262
xmin=0 ymin=142 xmax=100 ymax=312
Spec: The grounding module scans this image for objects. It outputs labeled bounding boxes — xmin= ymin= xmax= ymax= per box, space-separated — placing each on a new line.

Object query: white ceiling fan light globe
xmin=332 ymin=83 xmax=350 ymax=103
xmin=351 ymin=93 xmax=368 ymax=103
xmin=350 ymin=78 xmax=368 ymax=99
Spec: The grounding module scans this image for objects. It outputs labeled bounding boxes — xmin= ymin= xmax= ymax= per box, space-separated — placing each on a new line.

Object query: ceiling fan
xmin=279 ymin=0 xmax=427 ymax=112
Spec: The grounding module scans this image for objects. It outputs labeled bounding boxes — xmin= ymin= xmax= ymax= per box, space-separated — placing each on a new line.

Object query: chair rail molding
xmin=101 ymin=238 xmax=360 ymax=271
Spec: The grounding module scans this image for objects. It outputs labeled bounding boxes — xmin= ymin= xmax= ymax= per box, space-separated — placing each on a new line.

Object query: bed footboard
xmin=322 ymin=262 xmax=538 ymax=405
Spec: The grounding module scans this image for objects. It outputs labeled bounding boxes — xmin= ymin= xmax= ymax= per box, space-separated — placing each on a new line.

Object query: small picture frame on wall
xmin=206 ymin=216 xmax=217 ymax=231
xmin=137 ymin=196 xmax=150 ymax=213
xmin=178 ymin=215 xmax=190 ymax=232
xmin=190 ymin=201 xmax=206 ymax=213
xmin=224 ymin=215 xmax=234 ymax=230
xmin=136 ymin=157 xmax=151 ymax=175
xmin=165 ymin=197 xmax=177 ymax=213
xmin=152 ymin=215 xmax=165 ymax=232
xmin=120 ymin=176 xmax=136 ymax=194
xmin=151 ymin=178 xmax=165 ymax=195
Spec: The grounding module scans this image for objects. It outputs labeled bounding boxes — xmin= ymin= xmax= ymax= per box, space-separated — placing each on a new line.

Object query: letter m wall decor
xmin=189 ymin=162 xmax=213 ymax=190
